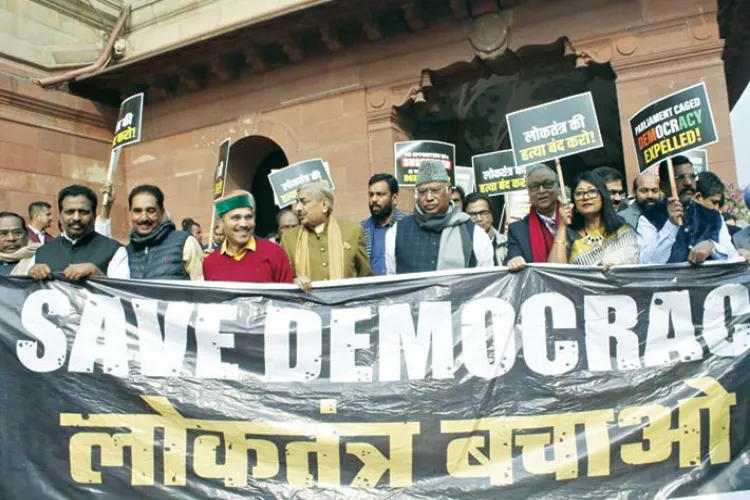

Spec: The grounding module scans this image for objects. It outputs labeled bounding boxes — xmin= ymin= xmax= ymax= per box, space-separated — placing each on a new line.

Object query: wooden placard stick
xmin=208 ymin=209 xmax=216 ymax=249
xmin=555 ymin=158 xmax=567 ymax=203
xmin=668 ymin=157 xmax=683 ymax=226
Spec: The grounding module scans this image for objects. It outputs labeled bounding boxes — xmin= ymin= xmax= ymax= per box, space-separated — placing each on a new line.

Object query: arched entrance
xmin=398 ymin=37 xmax=624 ymax=229
xmin=226 ymin=135 xmax=289 ymax=237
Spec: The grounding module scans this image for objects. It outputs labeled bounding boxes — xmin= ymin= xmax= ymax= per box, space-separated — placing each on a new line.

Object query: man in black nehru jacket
xmin=28 ymin=184 xmax=129 ymax=280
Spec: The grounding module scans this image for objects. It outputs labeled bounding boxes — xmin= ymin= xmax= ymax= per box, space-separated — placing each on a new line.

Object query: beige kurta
xmin=281 ymin=219 xmax=372 ymax=281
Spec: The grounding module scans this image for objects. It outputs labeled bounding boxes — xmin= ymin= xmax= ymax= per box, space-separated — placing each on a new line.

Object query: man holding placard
xmin=505 ymin=164 xmax=580 ymax=270
xmin=385 ymin=160 xmax=493 ymax=275
xmin=636 ymin=157 xmax=735 ymax=264
xmin=126 ymin=185 xmax=204 ymax=280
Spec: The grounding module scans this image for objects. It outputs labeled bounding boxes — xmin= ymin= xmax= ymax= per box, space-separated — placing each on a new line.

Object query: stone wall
xmin=0 ymin=72 xmax=119 ymax=237
xmin=0 ymin=0 xmax=114 ymax=70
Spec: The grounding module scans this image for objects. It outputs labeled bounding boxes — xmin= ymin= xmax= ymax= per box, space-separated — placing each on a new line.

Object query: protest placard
xmin=684 ymin=148 xmax=709 ymax=175
xmin=506 ymin=92 xmax=603 ymax=169
xmin=629 ymin=83 xmax=718 ymax=172
xmin=104 ymin=92 xmax=145 ymax=206
xmin=212 ymin=139 xmax=231 ymax=201
xmin=394 ymin=140 xmax=455 ymax=186
xmin=471 ymin=150 xmax=526 ymax=197
xmin=111 ymin=93 xmax=144 ymax=150
xmin=454 ymin=166 xmax=475 ymax=194
xmin=269 ymin=158 xmax=335 ymax=208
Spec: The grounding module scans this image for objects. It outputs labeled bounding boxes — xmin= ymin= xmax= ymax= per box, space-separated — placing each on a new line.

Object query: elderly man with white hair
xmin=385 ymin=160 xmax=494 ymax=275
xmin=504 ymin=163 xmax=579 ymax=271
xmin=281 ymin=181 xmax=371 ymax=291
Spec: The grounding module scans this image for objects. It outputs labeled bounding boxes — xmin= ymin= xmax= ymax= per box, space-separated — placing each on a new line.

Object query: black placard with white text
xmin=212 ymin=138 xmax=231 ymax=201
xmin=506 ymin=92 xmax=603 ymax=167
xmin=394 ymin=140 xmax=456 ymax=186
xmin=268 ymin=158 xmax=335 ymax=208
xmin=111 ymin=92 xmax=144 ymax=150
xmin=629 ymin=83 xmax=718 ymax=172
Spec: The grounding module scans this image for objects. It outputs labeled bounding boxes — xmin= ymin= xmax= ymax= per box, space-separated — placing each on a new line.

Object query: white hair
xmin=299 ymin=182 xmax=334 ymax=211
xmin=525 ymin=163 xmax=558 ymax=183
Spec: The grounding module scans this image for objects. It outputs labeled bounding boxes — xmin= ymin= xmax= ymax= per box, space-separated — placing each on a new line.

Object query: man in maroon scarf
xmin=504 ymin=164 xmax=578 ymax=271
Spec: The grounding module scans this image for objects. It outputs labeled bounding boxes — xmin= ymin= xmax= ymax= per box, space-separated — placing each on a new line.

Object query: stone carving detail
xmin=469 ymin=12 xmax=509 ymax=60
xmin=367 ymin=81 xmax=422 ymax=114
xmin=616 ymin=36 xmax=637 ymax=56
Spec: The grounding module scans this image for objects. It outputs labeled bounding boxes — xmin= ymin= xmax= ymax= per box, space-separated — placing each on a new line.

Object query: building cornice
xmin=0 ymin=88 xmax=113 ymax=131
xmin=30 ymin=0 xmax=119 ymax=30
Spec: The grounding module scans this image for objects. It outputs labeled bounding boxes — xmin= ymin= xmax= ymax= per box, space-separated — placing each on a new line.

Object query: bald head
xmin=633 ymin=172 xmax=661 ymax=209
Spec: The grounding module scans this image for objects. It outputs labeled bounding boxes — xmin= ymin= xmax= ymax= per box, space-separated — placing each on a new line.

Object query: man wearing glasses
xmin=385 ymin=160 xmax=493 ymax=275
xmin=505 ymin=164 xmax=579 ymax=271
xmin=0 ymin=212 xmax=40 ymax=275
xmin=638 ymin=156 xmax=734 ymax=264
xmin=465 ymin=192 xmax=506 ymax=265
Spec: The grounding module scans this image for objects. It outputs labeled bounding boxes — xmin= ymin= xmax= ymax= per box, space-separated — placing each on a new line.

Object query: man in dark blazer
xmin=505 ymin=164 xmax=578 ymax=271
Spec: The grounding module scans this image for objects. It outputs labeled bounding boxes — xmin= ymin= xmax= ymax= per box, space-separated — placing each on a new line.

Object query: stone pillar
xmin=606 ymin=3 xmax=735 ymax=184
xmin=366 ymin=83 xmax=419 ymax=212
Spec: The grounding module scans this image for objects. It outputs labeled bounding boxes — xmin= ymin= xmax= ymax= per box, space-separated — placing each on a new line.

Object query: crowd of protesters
xmin=0 ymin=154 xmax=747 ymax=290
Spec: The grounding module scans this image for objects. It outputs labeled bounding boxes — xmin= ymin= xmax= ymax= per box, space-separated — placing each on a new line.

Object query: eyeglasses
xmin=676 ymin=173 xmax=697 ymax=182
xmin=416 ymin=186 xmax=447 ymax=198
xmin=467 ymin=210 xmax=492 ymax=219
xmin=528 ymin=180 xmax=557 ymax=192
xmin=0 ymin=229 xmax=25 ymax=239
xmin=574 ymin=188 xmax=600 ymax=200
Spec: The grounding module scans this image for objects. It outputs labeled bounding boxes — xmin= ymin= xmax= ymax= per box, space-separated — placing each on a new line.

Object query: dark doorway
xmin=227 ymin=136 xmax=289 ymax=237
xmin=399 ymin=37 xmax=624 ymax=229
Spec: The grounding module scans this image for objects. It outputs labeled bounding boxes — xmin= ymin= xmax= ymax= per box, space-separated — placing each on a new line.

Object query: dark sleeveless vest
xmin=126 ymin=221 xmax=190 ymax=280
xmin=395 ymin=215 xmax=477 ymax=274
xmin=35 ymin=231 xmax=121 ymax=273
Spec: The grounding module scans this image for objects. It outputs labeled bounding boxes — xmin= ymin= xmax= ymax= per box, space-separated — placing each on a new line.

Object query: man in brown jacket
xmin=281 ymin=182 xmax=372 ymax=291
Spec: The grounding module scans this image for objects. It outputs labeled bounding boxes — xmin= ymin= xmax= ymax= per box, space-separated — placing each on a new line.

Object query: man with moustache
xmin=504 ymin=164 xmax=579 ymax=271
xmin=26 ymin=201 xmax=54 ymax=244
xmin=638 ymin=156 xmax=733 ymax=264
xmin=204 ymin=190 xmax=293 ymax=283
xmin=361 ymin=173 xmax=406 ymax=276
xmin=0 ymin=212 xmax=40 ymax=275
xmin=465 ymin=192 xmax=506 ymax=265
xmin=268 ymin=208 xmax=300 ymax=244
xmin=28 ymin=185 xmax=128 ymax=280
xmin=593 ymin=166 xmax=628 ymax=212
xmin=619 ymin=172 xmax=662 ymax=229
xmin=126 ymin=185 xmax=204 ymax=280
xmin=385 ymin=160 xmax=493 ymax=275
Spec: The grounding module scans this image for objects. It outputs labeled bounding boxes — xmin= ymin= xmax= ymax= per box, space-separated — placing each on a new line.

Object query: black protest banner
xmin=212 ymin=138 xmax=231 ymax=201
xmin=1 ymin=262 xmax=749 ymax=498
xmin=472 ymin=149 xmax=526 ymax=196
xmin=506 ymin=92 xmax=603 ymax=167
xmin=454 ymin=166 xmax=475 ymax=194
xmin=630 ymin=83 xmax=718 ymax=172
xmin=111 ymin=92 xmax=144 ymax=150
xmin=394 ymin=140 xmax=456 ymax=186
xmin=685 ymin=148 xmax=709 ymax=175
xmin=268 ymin=158 xmax=335 ymax=208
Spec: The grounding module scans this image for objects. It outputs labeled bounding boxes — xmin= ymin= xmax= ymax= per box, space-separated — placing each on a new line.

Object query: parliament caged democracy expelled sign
xmin=630 ymin=83 xmax=718 ymax=171
xmin=1 ymin=263 xmax=749 ymax=498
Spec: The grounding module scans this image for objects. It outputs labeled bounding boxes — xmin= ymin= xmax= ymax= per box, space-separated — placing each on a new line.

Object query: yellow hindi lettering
xmin=619 ymin=377 xmax=736 ymax=468
xmin=442 ymin=409 xmax=614 ymax=486
xmin=61 ymin=396 xmax=420 ymax=488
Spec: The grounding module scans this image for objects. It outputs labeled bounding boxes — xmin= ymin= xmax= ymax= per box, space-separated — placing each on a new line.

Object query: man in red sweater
xmin=203 ymin=191 xmax=293 ymax=283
